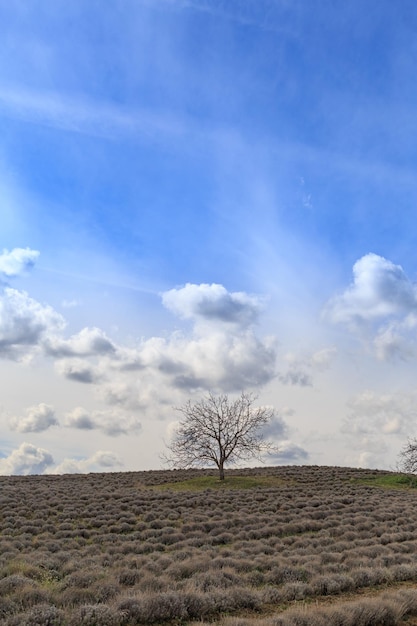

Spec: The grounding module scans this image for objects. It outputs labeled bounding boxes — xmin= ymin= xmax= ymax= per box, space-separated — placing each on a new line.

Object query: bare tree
xmin=166 ymin=392 xmax=275 ymax=480
xmin=398 ymin=437 xmax=417 ymax=473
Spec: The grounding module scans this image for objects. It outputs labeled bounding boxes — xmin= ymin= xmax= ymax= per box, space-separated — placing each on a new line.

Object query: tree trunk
xmin=219 ymin=462 xmax=225 ymax=481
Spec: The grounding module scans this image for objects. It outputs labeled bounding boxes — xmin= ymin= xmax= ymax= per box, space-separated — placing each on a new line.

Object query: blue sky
xmin=2 ymin=0 xmax=417 ymax=474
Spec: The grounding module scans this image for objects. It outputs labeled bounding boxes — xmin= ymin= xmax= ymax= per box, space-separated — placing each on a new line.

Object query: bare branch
xmin=164 ymin=391 xmax=277 ymax=480
xmin=398 ymin=437 xmax=417 ymax=474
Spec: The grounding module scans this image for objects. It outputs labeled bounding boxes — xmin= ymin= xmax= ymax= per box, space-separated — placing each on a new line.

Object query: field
xmin=1 ymin=466 xmax=417 ymax=625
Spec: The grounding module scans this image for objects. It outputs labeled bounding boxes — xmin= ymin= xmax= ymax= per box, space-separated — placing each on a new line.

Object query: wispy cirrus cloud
xmin=0 ymin=86 xmax=185 ymax=140
xmin=141 ymin=0 xmax=297 ymax=35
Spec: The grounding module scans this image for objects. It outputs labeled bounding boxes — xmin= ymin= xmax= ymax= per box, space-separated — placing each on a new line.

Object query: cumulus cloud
xmin=49 ymin=450 xmax=123 ymax=474
xmin=277 ymin=347 xmax=336 ymax=387
xmin=261 ymin=413 xmax=290 ymax=439
xmin=373 ymin=315 xmax=417 ymax=361
xmin=104 ymin=325 xmax=277 ymax=406
xmin=89 ymin=410 xmax=141 ymax=436
xmin=0 ymin=287 xmax=65 ymax=360
xmin=0 ymin=247 xmax=39 ymax=279
xmin=323 ymin=254 xmax=417 ymax=361
xmin=110 ymin=347 xmax=145 ymax=372
xmin=162 ymin=283 xmax=263 ymax=327
xmin=9 ymin=403 xmax=58 ymax=433
xmin=270 ymin=440 xmax=309 ymax=463
xmin=63 ymin=406 xmax=96 ymax=430
xmin=151 ymin=330 xmax=277 ymax=391
xmin=56 ymin=359 xmax=102 ymax=384
xmin=344 ymin=436 xmax=389 ymax=469
xmin=324 ymin=253 xmax=417 ymax=327
xmin=64 ymin=406 xmax=141 ymax=436
xmin=88 ymin=286 xmax=279 ymax=410
xmin=278 ymin=369 xmax=312 ymax=387
xmin=44 ymin=327 xmax=115 ymax=358
xmin=342 ymin=390 xmax=417 ymax=437
xmin=2 ymin=275 xmax=277 ymax=415
xmin=0 ymin=442 xmax=54 ymax=475
xmin=99 ymin=381 xmax=142 ymax=409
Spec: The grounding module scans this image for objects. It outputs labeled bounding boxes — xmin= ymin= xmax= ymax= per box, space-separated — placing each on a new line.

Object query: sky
xmin=1 ymin=0 xmax=417 ymax=474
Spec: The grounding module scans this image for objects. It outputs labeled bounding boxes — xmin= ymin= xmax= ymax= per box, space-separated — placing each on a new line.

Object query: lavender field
xmin=1 ymin=465 xmax=417 ymax=625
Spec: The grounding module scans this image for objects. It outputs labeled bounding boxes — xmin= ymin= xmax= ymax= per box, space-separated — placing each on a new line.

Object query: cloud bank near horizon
xmin=0 ymin=247 xmax=414 ymax=475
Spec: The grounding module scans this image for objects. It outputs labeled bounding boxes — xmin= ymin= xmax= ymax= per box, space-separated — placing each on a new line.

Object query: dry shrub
xmin=13 ymin=586 xmax=52 ymax=610
xmin=0 ymin=574 xmax=35 ymax=594
xmin=58 ymin=587 xmax=98 ymax=607
xmin=118 ymin=592 xmax=188 ymax=623
xmin=310 ymin=573 xmax=355 ymax=596
xmin=4 ymin=604 xmax=65 ymax=626
xmin=280 ymin=581 xmax=310 ymax=601
xmin=90 ymin=582 xmax=120 ymax=603
xmin=329 ymin=602 xmax=399 ymax=626
xmin=118 ymin=569 xmax=139 ymax=586
xmin=68 ymin=604 xmax=122 ymax=626
xmin=190 ymin=569 xmax=240 ymax=591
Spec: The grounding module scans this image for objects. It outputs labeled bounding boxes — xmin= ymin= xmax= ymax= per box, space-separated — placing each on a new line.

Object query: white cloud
xmin=324 ymin=253 xmax=417 ymax=327
xmin=343 ymin=436 xmax=389 ymax=470
xmin=9 ymin=403 xmax=57 ymax=433
xmin=0 ymin=442 xmax=54 ymax=475
xmin=162 ymin=283 xmax=263 ymax=327
xmin=342 ymin=390 xmax=417 ymax=437
xmin=61 ymin=299 xmax=80 ymax=308
xmin=277 ymin=347 xmax=336 ymax=387
xmin=98 ymin=286 xmax=278 ymax=406
xmin=278 ymin=369 xmax=312 ymax=387
xmin=0 ymin=287 xmax=66 ymax=360
xmin=0 ymin=247 xmax=39 ymax=278
xmin=63 ymin=407 xmax=95 ymax=430
xmin=269 ymin=440 xmax=309 ymax=463
xmin=261 ymin=414 xmax=289 ymax=439
xmin=44 ymin=326 xmax=115 ymax=358
xmin=64 ymin=406 xmax=141 ymax=436
xmin=373 ymin=314 xmax=417 ymax=361
xmin=2 ymin=277 xmax=277 ymax=425
xmin=88 ymin=410 xmax=141 ymax=436
xmin=111 ymin=347 xmax=145 ymax=372
xmin=56 ymin=358 xmax=102 ymax=384
xmin=324 ymin=254 xmax=417 ymax=361
xmin=146 ymin=330 xmax=277 ymax=391
xmin=96 ymin=329 xmax=277 ymax=415
xmin=49 ymin=450 xmax=123 ymax=475
xmin=310 ymin=347 xmax=337 ymax=370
